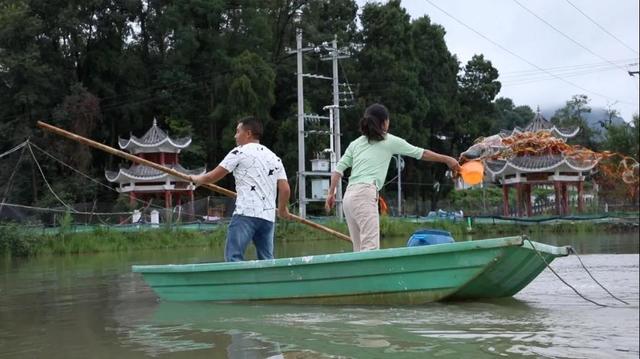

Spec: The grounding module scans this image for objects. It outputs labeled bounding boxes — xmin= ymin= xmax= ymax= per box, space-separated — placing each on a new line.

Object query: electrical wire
xmin=512 ymin=0 xmax=630 ymax=74
xmin=564 ymin=0 xmax=639 ymax=56
xmin=424 ymin=0 xmax=636 ymax=107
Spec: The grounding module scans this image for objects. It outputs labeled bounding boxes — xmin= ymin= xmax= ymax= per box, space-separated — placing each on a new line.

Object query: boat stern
xmin=447 ymin=236 xmax=570 ymax=300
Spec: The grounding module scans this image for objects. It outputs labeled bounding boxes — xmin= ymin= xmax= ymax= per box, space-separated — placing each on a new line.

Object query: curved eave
xmin=509 ymin=127 xmax=579 ymax=139
xmin=105 ymin=167 xmax=206 ymax=183
xmin=118 ymin=136 xmax=192 ymax=153
xmin=551 ymin=126 xmax=580 ymax=138
xmin=485 ymin=158 xmax=598 ymax=177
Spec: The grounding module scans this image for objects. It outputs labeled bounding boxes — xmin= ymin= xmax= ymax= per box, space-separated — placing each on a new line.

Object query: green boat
xmin=132 ymin=235 xmax=569 ymax=304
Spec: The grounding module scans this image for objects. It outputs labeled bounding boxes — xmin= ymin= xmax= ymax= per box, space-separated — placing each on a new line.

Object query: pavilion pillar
xmin=176 ymin=193 xmax=182 ymax=222
xmin=525 ymin=184 xmax=533 ymax=217
xmin=554 ymin=181 xmax=561 ymax=215
xmin=190 ymin=190 xmax=195 ymax=221
xmin=130 ymin=192 xmax=137 ymax=207
xmin=502 ymin=184 xmax=510 ymax=216
xmin=577 ymin=181 xmax=584 ymax=213
xmin=164 ymin=191 xmax=172 ymax=209
xmin=516 ymin=183 xmax=523 ymax=217
xmin=561 ymin=183 xmax=568 ymax=215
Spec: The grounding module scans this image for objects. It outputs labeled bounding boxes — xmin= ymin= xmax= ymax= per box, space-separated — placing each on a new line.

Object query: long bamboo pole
xmin=37 ymin=121 xmax=351 ymax=242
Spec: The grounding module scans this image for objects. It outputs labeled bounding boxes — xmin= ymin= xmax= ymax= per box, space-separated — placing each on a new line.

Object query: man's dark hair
xmin=238 ymin=116 xmax=263 ymax=140
xmin=359 ymin=103 xmax=389 ymax=142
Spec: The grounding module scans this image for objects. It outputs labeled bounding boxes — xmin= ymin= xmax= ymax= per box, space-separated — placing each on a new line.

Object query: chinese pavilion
xmin=484 ymin=110 xmax=598 ymax=217
xmin=105 ymin=119 xmax=205 ymax=209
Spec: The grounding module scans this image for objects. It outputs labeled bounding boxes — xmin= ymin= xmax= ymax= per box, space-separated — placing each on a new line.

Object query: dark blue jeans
xmin=225 ymin=214 xmax=275 ymax=262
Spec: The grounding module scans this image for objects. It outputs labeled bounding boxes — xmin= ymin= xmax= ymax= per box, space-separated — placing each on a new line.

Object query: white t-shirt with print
xmin=219 ymin=143 xmax=287 ymax=222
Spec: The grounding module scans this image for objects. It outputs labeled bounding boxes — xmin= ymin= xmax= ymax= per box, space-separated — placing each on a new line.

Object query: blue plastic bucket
xmin=407 ymin=229 xmax=454 ymax=247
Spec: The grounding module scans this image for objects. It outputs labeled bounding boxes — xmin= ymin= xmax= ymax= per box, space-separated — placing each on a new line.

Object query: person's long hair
xmin=359 ymin=103 xmax=388 ymax=142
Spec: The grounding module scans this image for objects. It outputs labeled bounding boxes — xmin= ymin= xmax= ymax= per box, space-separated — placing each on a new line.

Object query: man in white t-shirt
xmin=191 ymin=117 xmax=291 ymax=261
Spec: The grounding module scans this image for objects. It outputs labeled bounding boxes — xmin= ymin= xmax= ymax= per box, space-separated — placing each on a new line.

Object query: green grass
xmin=0 ymin=225 xmax=226 ymax=257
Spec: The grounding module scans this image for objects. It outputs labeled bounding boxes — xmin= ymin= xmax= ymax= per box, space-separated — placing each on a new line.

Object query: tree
xmin=408 ymin=15 xmax=460 ymax=210
xmin=357 ymin=1 xmax=421 ymax=118
xmin=602 ymin=113 xmax=639 ymax=159
xmin=222 ymin=51 xmax=276 ymax=149
xmin=492 ymin=97 xmax=534 ymax=133
xmin=551 ymin=94 xmax=597 ymax=148
xmin=0 ymin=1 xmax=59 ymax=141
xmin=456 ymin=54 xmax=501 ymax=152
xmin=0 ymin=0 xmax=551 ymax=215
xmin=52 ymin=83 xmax=101 ymax=172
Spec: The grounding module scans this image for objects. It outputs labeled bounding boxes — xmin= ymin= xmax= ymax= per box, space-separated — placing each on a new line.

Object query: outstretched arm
xmin=277 ymin=179 xmax=291 ymax=219
xmin=421 ymin=150 xmax=461 ymax=174
xmin=325 ymin=171 xmax=343 ymax=213
xmin=190 ymin=166 xmax=229 ymax=186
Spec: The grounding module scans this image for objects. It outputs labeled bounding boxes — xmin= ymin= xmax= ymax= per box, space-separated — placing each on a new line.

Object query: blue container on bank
xmin=407 ymin=229 xmax=454 ymax=247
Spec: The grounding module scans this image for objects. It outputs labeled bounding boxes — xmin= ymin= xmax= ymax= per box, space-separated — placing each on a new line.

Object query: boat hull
xmin=132 ymin=236 xmax=569 ymax=304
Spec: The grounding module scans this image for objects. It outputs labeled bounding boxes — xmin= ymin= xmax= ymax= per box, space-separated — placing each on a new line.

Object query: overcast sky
xmin=359 ymin=0 xmax=640 ymax=122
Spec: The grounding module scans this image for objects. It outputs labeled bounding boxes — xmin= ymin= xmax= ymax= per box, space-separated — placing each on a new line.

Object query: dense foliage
xmin=1 ymin=0 xmax=636 ymax=211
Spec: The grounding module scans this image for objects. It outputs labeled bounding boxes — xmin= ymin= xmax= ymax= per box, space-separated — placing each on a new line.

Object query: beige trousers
xmin=342 ymin=183 xmax=379 ymax=251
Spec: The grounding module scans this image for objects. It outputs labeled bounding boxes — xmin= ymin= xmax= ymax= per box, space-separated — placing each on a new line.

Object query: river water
xmin=1 ymin=231 xmax=638 ymax=358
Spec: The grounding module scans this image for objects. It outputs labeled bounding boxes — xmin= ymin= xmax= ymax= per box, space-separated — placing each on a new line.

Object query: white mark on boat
xmin=302 ymin=256 xmax=314 ymax=263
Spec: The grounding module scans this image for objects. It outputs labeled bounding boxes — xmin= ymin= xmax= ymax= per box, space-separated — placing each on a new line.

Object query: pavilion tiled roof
xmin=505 ymin=111 xmax=579 ymax=139
xmin=118 ymin=119 xmax=191 ymax=153
xmin=484 ymin=154 xmax=599 ymax=179
xmin=105 ymin=164 xmax=205 ymax=183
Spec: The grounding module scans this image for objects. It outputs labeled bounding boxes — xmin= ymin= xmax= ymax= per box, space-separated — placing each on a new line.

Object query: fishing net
xmin=461 ymin=130 xmax=639 ymax=186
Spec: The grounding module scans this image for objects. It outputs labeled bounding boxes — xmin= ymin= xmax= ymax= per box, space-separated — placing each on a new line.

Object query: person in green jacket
xmin=325 ymin=103 xmax=460 ymax=251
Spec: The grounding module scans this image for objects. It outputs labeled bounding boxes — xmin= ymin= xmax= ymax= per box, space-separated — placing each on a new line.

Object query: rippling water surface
xmin=1 ymin=231 xmax=638 ymax=358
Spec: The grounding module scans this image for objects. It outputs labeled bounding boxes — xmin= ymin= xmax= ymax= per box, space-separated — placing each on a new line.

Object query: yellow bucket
xmin=460 ymin=161 xmax=484 ymax=185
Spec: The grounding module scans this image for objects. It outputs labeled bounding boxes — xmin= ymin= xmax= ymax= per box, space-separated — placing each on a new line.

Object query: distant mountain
xmin=539 ymin=106 xmax=627 ymax=141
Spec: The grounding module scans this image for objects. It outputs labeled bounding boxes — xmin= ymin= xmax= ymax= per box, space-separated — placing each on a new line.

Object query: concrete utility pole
xmin=289 ymin=29 xmax=350 ymax=220
xmin=332 ymin=36 xmax=343 ymax=220
xmin=391 ymin=155 xmax=404 ymax=216
xmin=323 ymin=35 xmax=349 ymax=220
xmin=295 ymin=27 xmax=306 ymax=218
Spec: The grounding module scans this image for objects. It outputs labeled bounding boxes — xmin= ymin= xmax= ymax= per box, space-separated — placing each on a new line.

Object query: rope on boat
xmin=567 ymin=247 xmax=630 ymax=305
xmin=0 ymin=145 xmax=27 ymax=213
xmin=524 ymin=236 xmax=612 ymax=307
xmin=29 ymin=141 xmax=122 ymax=193
xmin=27 ymin=142 xmax=79 ymax=212
xmin=28 ymin=140 xmax=168 ymax=212
xmin=0 ymin=202 xmax=132 ymax=216
xmin=2 ymin=139 xmax=208 ymax=225
xmin=0 ymin=141 xmax=28 ymax=159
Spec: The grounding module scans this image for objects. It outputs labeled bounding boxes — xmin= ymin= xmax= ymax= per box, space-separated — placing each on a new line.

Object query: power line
xmin=501 ymin=64 xmax=624 ymax=87
xmin=511 ymin=0 xmax=629 ymax=74
xmin=500 ymin=58 xmax=637 ymax=77
xmin=423 ymin=0 xmax=636 ymax=106
xmin=502 ymin=64 xmax=620 ymax=81
xmin=564 ymin=0 xmax=639 ymax=56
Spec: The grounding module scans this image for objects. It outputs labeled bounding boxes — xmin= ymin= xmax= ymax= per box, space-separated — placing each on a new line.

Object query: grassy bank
xmin=1 ymin=217 xmax=637 ymax=258
xmin=286 ymin=216 xmax=637 ymax=240
xmin=0 ymin=223 xmax=226 ymax=258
